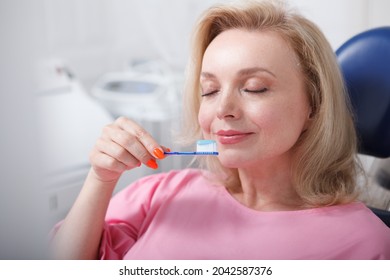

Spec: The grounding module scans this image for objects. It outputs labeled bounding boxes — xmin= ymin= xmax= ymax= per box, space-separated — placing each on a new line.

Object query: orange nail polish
xmin=153 ymin=148 xmax=165 ymax=159
xmin=146 ymin=159 xmax=158 ymax=169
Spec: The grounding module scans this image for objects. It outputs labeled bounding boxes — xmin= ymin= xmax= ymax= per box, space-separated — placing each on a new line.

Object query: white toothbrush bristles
xmin=196 ymin=140 xmax=217 ymax=153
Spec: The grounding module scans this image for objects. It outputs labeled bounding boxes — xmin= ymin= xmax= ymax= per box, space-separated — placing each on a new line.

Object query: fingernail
xmin=166 ymin=147 xmax=171 ymax=152
xmin=153 ymin=148 xmax=165 ymax=159
xmin=146 ymin=159 xmax=158 ymax=169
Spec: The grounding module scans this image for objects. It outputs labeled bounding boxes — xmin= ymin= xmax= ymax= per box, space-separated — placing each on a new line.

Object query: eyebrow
xmin=200 ymin=67 xmax=276 ymax=79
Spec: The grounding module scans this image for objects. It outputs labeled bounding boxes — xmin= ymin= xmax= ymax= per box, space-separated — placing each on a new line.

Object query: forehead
xmin=202 ymin=29 xmax=299 ymax=75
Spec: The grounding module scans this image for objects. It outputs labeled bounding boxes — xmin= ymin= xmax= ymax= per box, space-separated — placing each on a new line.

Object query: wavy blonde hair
xmin=180 ymin=0 xmax=361 ymax=207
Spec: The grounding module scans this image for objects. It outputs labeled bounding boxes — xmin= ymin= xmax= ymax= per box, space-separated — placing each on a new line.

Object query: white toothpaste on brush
xmin=164 ymin=140 xmax=218 ymax=155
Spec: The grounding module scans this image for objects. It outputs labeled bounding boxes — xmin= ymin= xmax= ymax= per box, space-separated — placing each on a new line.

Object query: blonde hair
xmin=181 ymin=0 xmax=361 ymax=207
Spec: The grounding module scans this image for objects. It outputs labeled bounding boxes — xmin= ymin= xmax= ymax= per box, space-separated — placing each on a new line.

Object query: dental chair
xmin=336 ymin=26 xmax=390 ymax=227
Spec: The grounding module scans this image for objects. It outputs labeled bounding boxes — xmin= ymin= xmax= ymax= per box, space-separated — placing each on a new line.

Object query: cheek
xmin=250 ymin=102 xmax=307 ymax=145
xmin=198 ymin=106 xmax=212 ymax=134
xmin=246 ymin=104 xmax=275 ymax=128
xmin=264 ymin=103 xmax=309 ymax=145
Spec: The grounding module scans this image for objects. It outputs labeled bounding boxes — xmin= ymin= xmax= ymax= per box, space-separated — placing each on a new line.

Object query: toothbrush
xmin=164 ymin=140 xmax=218 ymax=155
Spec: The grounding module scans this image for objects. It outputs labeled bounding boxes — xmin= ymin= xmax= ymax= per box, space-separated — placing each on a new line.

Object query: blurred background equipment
xmin=36 ymin=58 xmax=114 ymax=227
xmin=336 ymin=26 xmax=390 ymax=225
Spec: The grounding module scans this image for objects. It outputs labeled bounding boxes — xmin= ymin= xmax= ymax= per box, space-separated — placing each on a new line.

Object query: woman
xmin=51 ymin=0 xmax=390 ymax=259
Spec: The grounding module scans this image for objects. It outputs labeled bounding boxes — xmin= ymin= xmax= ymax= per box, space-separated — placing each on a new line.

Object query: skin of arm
xmin=50 ymin=170 xmax=117 ymax=259
xmin=50 ymin=117 xmax=164 ymax=259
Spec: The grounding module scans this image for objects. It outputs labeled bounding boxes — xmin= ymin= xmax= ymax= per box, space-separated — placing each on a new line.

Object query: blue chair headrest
xmin=336 ymin=27 xmax=390 ymax=158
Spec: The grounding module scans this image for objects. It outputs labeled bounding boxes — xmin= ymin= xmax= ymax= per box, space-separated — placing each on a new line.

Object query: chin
xmin=218 ymin=154 xmax=248 ymax=169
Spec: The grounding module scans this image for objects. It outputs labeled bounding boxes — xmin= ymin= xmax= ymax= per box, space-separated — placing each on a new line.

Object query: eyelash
xmin=243 ymin=88 xmax=268 ymax=94
xmin=201 ymin=87 xmax=268 ymax=97
xmin=201 ymin=90 xmax=219 ymax=97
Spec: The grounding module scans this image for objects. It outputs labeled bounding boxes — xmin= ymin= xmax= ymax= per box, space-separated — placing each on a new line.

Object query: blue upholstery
xmin=336 ymin=27 xmax=390 ymax=226
xmin=336 ymin=27 xmax=390 ymax=158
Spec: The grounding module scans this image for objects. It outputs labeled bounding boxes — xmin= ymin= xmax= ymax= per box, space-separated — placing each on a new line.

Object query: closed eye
xmin=201 ymin=90 xmax=219 ymax=97
xmin=243 ymin=88 xmax=268 ymax=94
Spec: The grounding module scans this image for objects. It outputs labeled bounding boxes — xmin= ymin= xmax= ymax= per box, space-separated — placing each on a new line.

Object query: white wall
xmin=40 ymin=0 xmax=218 ymax=90
xmin=1 ymin=0 xmax=389 ymax=258
xmin=37 ymin=0 xmax=390 ymax=92
xmin=293 ymin=0 xmax=390 ymax=49
xmin=0 ymin=0 xmax=48 ymax=259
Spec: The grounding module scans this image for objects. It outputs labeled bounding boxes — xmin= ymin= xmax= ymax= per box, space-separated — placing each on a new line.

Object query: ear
xmin=303 ymin=106 xmax=314 ymax=131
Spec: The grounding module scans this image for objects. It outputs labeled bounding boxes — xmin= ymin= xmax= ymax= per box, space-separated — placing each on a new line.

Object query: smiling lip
xmin=216 ymin=130 xmax=254 ymax=144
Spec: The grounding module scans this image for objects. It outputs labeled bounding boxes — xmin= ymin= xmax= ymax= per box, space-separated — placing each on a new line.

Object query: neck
xmin=230 ymin=156 xmax=304 ymax=211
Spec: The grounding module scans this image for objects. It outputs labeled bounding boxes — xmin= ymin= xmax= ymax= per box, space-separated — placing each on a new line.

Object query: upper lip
xmin=216 ymin=130 xmax=253 ymax=136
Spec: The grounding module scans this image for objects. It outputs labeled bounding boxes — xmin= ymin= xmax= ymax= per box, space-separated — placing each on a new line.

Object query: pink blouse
xmin=98 ymin=169 xmax=390 ymax=259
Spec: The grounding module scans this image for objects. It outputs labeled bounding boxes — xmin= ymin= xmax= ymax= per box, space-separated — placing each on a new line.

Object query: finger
xmin=95 ymin=138 xmax=141 ymax=169
xmin=161 ymin=145 xmax=171 ymax=152
xmin=89 ymin=149 xmax=128 ymax=174
xmin=103 ymin=118 xmax=160 ymax=169
xmin=115 ymin=117 xmax=165 ymax=160
xmin=100 ymin=123 xmax=117 ymax=141
xmin=105 ymin=125 xmax=152 ymax=161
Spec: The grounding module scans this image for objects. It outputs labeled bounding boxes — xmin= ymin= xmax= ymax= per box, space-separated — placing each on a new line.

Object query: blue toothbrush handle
xmin=164 ymin=151 xmax=218 ymax=155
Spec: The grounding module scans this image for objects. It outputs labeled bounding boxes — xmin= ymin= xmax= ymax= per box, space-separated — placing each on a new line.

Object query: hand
xmin=89 ymin=116 xmax=167 ymax=183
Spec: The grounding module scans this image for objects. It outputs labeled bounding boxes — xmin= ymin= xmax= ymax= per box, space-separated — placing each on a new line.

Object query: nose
xmin=216 ymin=90 xmax=241 ymax=120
